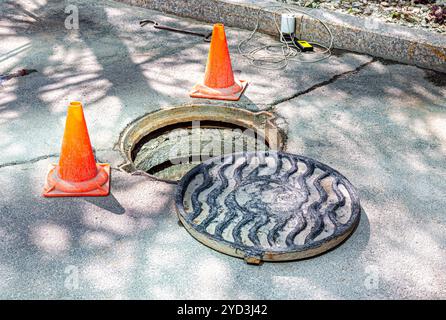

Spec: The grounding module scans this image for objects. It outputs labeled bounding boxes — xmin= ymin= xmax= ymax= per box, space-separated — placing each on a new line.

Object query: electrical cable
xmin=238 ymin=5 xmax=333 ymax=70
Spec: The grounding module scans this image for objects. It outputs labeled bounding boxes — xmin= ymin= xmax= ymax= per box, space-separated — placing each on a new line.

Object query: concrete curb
xmin=116 ymin=0 xmax=446 ymax=73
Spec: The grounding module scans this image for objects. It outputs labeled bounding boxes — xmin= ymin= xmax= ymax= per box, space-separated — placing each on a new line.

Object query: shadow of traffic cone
xmin=43 ymin=101 xmax=110 ymax=197
xmin=190 ymin=23 xmax=247 ymax=101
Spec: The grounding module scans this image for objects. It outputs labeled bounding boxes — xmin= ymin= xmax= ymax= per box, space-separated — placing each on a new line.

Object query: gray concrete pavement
xmin=0 ymin=0 xmax=445 ymax=299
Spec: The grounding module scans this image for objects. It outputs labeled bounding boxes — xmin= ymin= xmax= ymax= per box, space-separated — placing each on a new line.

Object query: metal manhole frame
xmin=175 ymin=151 xmax=361 ymax=263
xmin=118 ymin=104 xmax=285 ymax=183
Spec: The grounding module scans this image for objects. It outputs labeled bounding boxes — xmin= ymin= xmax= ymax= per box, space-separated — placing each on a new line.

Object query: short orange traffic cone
xmin=43 ymin=101 xmax=110 ymax=197
xmin=190 ymin=23 xmax=247 ymax=101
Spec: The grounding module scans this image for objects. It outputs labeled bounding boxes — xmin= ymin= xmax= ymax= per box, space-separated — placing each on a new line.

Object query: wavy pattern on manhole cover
xmin=175 ymin=151 xmax=361 ymax=263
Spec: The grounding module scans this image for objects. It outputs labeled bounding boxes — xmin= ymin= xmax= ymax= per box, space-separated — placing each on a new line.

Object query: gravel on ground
xmin=279 ymin=0 xmax=446 ymax=34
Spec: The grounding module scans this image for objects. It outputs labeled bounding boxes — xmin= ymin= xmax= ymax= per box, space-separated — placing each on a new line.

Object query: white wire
xmin=238 ymin=5 xmax=333 ymax=70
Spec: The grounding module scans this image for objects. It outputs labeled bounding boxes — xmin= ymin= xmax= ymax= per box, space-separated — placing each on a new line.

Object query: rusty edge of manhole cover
xmin=175 ymin=151 xmax=361 ymax=263
xmin=118 ymin=104 xmax=285 ymax=183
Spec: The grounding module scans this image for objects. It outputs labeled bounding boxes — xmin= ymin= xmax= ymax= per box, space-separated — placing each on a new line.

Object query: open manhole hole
xmin=119 ymin=105 xmax=284 ymax=182
xmin=176 ymin=151 xmax=361 ymax=263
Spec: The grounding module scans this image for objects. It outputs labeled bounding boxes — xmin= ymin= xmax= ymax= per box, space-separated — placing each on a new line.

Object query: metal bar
xmin=140 ymin=19 xmax=212 ymax=42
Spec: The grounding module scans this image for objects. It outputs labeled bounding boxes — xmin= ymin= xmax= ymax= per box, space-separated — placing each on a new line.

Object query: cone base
xmin=43 ymin=163 xmax=110 ymax=197
xmin=190 ymin=79 xmax=248 ymax=101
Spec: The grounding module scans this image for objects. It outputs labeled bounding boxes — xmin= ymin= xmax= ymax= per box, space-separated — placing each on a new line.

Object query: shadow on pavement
xmin=84 ymin=192 xmax=126 ymax=215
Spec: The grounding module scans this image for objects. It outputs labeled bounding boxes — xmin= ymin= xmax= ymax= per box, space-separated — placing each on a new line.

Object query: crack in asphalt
xmin=270 ymin=57 xmax=377 ymax=107
xmin=0 ymin=154 xmax=59 ymax=169
xmin=0 ymin=149 xmax=114 ymax=169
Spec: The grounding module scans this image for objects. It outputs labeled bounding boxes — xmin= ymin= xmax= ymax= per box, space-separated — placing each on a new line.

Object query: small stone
xmin=403 ymin=13 xmax=418 ymax=23
xmin=381 ymin=1 xmax=389 ymax=7
xmin=364 ymin=7 xmax=373 ymax=15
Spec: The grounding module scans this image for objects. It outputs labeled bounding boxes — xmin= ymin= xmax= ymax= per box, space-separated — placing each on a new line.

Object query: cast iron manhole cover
xmin=176 ymin=151 xmax=361 ymax=263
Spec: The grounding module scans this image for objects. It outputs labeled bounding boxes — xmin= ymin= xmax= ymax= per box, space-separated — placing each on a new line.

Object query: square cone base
xmin=190 ymin=80 xmax=248 ymax=101
xmin=43 ymin=163 xmax=111 ymax=197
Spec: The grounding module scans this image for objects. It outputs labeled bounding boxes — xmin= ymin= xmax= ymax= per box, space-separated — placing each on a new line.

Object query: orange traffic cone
xmin=43 ymin=101 xmax=110 ymax=197
xmin=190 ymin=23 xmax=247 ymax=101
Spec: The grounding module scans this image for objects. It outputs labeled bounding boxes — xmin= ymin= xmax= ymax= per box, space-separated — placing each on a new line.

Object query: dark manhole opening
xmin=119 ymin=105 xmax=284 ymax=182
xmin=132 ymin=120 xmax=271 ymax=180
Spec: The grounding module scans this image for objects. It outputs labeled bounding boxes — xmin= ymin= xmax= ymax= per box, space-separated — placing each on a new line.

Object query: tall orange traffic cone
xmin=43 ymin=101 xmax=110 ymax=197
xmin=190 ymin=23 xmax=247 ymax=101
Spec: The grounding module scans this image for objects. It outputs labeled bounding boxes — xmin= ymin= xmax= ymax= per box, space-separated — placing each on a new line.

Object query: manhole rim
xmin=175 ymin=150 xmax=361 ymax=262
xmin=118 ymin=104 xmax=285 ymax=183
